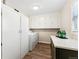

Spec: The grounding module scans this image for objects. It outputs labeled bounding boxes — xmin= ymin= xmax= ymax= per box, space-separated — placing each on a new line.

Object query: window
xmin=72 ymin=0 xmax=78 ymax=31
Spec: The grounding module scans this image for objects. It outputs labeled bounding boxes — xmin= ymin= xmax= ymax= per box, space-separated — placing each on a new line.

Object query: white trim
xmin=39 ymin=41 xmax=51 ymax=44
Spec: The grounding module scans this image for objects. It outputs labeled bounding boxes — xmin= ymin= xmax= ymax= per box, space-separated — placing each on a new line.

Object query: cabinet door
xmin=2 ymin=4 xmax=20 ymax=59
xmin=20 ymin=14 xmax=29 ymax=59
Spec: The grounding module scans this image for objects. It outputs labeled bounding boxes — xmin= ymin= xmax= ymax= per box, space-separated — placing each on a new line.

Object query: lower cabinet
xmin=56 ymin=48 xmax=78 ymax=59
xmin=50 ymin=38 xmax=56 ymax=59
xmin=50 ymin=40 xmax=78 ymax=59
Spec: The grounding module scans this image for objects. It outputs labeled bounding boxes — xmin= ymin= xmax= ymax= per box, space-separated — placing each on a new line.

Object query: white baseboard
xmin=39 ymin=41 xmax=51 ymax=44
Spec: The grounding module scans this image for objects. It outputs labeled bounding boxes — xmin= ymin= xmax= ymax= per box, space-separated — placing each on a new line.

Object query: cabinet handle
xmin=19 ymin=30 xmax=22 ymax=33
xmin=1 ymin=42 xmax=2 ymax=46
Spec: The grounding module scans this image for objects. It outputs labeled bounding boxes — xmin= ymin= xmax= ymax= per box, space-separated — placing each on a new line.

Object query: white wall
xmin=61 ymin=0 xmax=78 ymax=40
xmin=31 ymin=29 xmax=59 ymax=44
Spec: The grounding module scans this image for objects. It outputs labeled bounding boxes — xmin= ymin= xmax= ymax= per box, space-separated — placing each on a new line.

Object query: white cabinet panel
xmin=20 ymin=14 xmax=29 ymax=59
xmin=2 ymin=4 xmax=29 ymax=59
xmin=29 ymin=13 xmax=61 ymax=28
xmin=2 ymin=4 xmax=20 ymax=59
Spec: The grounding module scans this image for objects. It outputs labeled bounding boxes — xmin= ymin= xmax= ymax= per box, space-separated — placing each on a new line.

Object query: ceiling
xmin=5 ymin=0 xmax=67 ymax=16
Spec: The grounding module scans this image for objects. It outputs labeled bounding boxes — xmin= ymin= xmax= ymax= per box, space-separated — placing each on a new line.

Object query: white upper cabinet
xmin=29 ymin=13 xmax=61 ymax=29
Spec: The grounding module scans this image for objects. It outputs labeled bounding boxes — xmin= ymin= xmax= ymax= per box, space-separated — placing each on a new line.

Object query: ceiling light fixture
xmin=33 ymin=6 xmax=39 ymax=10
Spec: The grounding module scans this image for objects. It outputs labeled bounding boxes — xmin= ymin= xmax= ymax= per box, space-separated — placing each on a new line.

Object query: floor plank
xmin=23 ymin=43 xmax=52 ymax=59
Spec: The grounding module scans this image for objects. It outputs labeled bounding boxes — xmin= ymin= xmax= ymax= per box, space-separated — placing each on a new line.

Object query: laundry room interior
xmin=1 ymin=0 xmax=78 ymax=59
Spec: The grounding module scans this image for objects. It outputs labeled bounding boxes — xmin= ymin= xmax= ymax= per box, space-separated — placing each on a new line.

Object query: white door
xmin=20 ymin=14 xmax=29 ymax=59
xmin=2 ymin=4 xmax=20 ymax=59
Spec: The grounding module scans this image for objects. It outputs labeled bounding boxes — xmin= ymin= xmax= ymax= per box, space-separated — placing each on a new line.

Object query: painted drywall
xmin=29 ymin=12 xmax=61 ymax=43
xmin=31 ymin=29 xmax=59 ymax=44
xmin=61 ymin=0 xmax=78 ymax=40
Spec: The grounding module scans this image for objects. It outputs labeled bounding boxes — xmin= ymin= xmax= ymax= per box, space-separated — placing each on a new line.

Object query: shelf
xmin=30 ymin=27 xmax=60 ymax=30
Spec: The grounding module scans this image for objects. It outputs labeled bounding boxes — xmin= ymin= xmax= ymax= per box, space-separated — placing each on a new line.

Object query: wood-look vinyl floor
xmin=23 ymin=43 xmax=52 ymax=59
